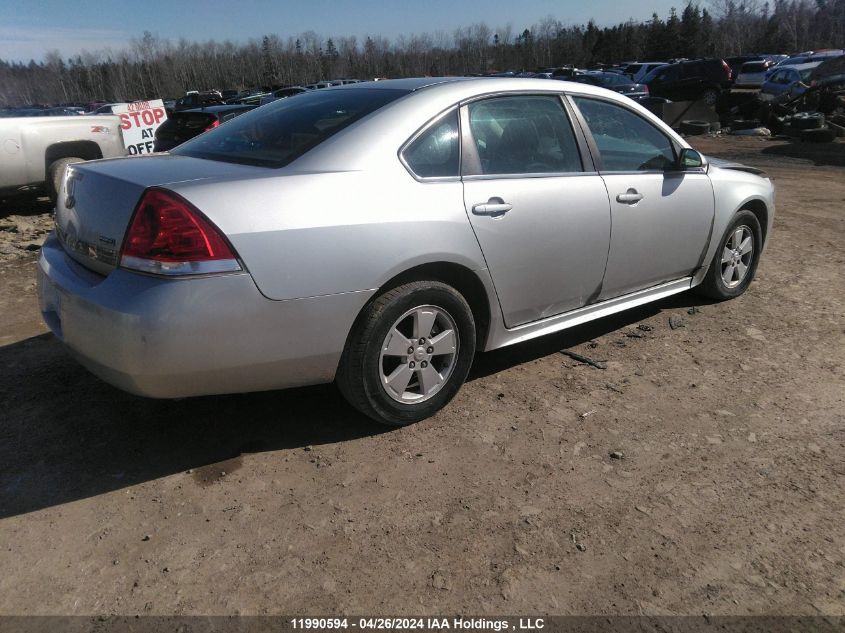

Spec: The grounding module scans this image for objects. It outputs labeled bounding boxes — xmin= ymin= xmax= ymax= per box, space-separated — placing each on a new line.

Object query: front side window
xmin=172 ymin=88 xmax=408 ymax=167
xmin=573 ymin=97 xmax=677 ymax=172
xmin=401 ymin=110 xmax=460 ymax=178
xmin=466 ymin=95 xmax=583 ymax=176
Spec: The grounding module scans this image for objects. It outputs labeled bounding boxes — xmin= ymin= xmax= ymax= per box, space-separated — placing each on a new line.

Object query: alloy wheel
xmin=720 ymin=225 xmax=754 ymax=288
xmin=379 ymin=305 xmax=459 ymax=404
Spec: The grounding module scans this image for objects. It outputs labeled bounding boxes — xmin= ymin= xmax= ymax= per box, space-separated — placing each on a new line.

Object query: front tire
xmin=337 ymin=281 xmax=476 ymax=426
xmin=696 ymin=209 xmax=763 ymax=300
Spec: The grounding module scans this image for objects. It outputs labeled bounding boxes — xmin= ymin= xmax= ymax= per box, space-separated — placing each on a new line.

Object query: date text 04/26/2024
xmin=289 ymin=618 xmax=545 ymax=630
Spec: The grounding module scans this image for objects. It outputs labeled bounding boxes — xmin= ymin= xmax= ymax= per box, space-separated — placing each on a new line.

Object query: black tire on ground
xmin=731 ymin=119 xmax=762 ymax=131
xmin=792 ymin=114 xmax=825 ymax=130
xmin=336 ymin=281 xmax=476 ymax=426
xmin=800 ymin=127 xmax=836 ymax=143
xmin=681 ymin=120 xmax=711 ymax=135
xmin=695 ymin=209 xmax=763 ymax=301
xmin=47 ymin=157 xmax=85 ymax=203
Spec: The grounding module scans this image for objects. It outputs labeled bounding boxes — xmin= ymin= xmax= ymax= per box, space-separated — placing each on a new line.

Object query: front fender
xmin=693 ymin=166 xmax=775 ymax=285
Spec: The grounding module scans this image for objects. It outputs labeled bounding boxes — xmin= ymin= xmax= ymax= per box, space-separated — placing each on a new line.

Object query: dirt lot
xmin=0 ymin=136 xmax=843 ymax=617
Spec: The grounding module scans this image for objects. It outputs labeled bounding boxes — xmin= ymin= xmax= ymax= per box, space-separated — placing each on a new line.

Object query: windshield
xmin=172 ymin=88 xmax=408 ymax=168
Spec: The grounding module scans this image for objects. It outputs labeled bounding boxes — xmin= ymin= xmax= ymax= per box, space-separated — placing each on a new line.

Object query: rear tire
xmin=702 ymin=88 xmax=720 ymax=107
xmin=48 ymin=157 xmax=84 ymax=203
xmin=337 ymin=281 xmax=476 ymax=426
xmin=695 ymin=210 xmax=762 ymax=300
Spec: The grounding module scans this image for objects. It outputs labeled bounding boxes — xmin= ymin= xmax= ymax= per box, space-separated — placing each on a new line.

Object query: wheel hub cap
xmin=379 ymin=306 xmax=459 ymax=404
xmin=720 ymin=225 xmax=754 ymax=289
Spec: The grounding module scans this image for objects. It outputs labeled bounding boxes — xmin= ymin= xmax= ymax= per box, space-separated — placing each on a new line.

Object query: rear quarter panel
xmin=171 ymin=166 xmax=488 ymax=301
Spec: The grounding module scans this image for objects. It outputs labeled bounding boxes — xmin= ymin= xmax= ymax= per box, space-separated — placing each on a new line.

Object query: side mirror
xmin=679 ymin=148 xmax=705 ymax=170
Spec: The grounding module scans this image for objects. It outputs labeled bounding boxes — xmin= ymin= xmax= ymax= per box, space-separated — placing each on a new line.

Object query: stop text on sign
xmin=113 ymin=99 xmax=168 ymax=155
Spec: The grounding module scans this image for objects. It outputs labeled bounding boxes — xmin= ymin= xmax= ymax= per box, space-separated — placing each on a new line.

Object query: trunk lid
xmin=55 ymin=154 xmax=262 ymax=275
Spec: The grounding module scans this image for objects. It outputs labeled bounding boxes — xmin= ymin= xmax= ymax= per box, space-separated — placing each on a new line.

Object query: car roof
xmin=333 ymin=75 xmax=627 ymax=97
xmin=792 ymin=62 xmax=823 ymax=70
xmin=333 ymin=77 xmax=475 ymax=91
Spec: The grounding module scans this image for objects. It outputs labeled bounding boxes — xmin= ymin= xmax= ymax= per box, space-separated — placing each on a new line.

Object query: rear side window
xmin=466 ymin=95 xmax=583 ymax=175
xmin=573 ymin=97 xmax=676 ymax=172
xmin=681 ymin=62 xmax=703 ymax=78
xmin=172 ymin=88 xmax=408 ymax=167
xmin=401 ymin=110 xmax=460 ymax=178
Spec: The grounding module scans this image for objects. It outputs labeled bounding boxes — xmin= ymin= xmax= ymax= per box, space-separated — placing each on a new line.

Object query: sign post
xmin=113 ymin=100 xmax=168 ymax=154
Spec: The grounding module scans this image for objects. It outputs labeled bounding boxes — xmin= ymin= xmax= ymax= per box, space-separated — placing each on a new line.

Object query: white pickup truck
xmin=0 ymin=115 xmax=127 ymax=201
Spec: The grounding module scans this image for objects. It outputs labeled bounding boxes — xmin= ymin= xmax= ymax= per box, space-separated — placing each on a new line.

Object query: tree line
xmin=1 ymin=0 xmax=843 ymax=106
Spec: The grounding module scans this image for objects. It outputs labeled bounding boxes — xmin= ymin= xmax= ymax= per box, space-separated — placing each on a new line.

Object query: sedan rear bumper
xmin=37 ymin=233 xmax=374 ymax=398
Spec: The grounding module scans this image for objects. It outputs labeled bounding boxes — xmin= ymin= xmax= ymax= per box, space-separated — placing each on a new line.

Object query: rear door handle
xmin=616 ymin=189 xmax=644 ymax=204
xmin=472 ymin=199 xmax=512 ymax=216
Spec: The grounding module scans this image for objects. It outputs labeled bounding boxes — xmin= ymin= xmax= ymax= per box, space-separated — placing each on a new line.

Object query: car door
xmin=761 ymin=70 xmax=782 ymax=96
xmin=570 ymin=96 xmax=714 ymax=299
xmin=460 ymin=94 xmax=611 ymax=328
xmin=679 ymin=62 xmax=706 ymax=100
xmin=785 ymin=70 xmax=805 ymax=97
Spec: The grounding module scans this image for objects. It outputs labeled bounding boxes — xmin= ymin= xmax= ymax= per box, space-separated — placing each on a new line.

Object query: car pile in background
xmin=3 ymin=50 xmax=842 ymax=147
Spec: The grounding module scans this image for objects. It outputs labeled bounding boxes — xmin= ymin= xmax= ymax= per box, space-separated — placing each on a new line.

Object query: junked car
xmin=38 ymin=78 xmax=775 ymax=425
xmin=761 ymin=62 xmax=821 ymax=99
xmin=734 ymin=60 xmax=773 ymax=88
xmin=568 ymin=71 xmax=650 ymax=100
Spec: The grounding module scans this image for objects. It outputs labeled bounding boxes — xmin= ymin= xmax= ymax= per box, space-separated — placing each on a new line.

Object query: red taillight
xmin=120 ymin=188 xmax=241 ymax=276
xmin=722 ymin=60 xmax=732 ymax=80
xmin=204 ymin=119 xmax=220 ymax=132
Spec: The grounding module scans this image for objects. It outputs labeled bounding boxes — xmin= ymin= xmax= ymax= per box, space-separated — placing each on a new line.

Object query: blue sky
xmin=0 ymin=0 xmax=679 ymax=62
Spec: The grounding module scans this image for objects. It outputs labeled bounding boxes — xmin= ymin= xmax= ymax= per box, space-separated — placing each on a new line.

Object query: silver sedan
xmin=38 ymin=77 xmax=775 ymax=425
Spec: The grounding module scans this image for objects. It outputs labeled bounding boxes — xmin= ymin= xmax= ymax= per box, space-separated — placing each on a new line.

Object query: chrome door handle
xmin=472 ymin=200 xmax=512 ymax=216
xmin=616 ymin=189 xmax=644 ymax=204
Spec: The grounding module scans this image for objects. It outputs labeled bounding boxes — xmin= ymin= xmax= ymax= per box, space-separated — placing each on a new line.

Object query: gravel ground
xmin=0 ymin=135 xmax=842 ymax=616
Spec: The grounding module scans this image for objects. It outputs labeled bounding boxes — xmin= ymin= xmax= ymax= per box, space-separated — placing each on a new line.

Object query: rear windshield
xmin=172 ymin=112 xmax=217 ymax=131
xmin=742 ymin=62 xmax=767 ymax=73
xmin=172 ymin=88 xmax=408 ymax=167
